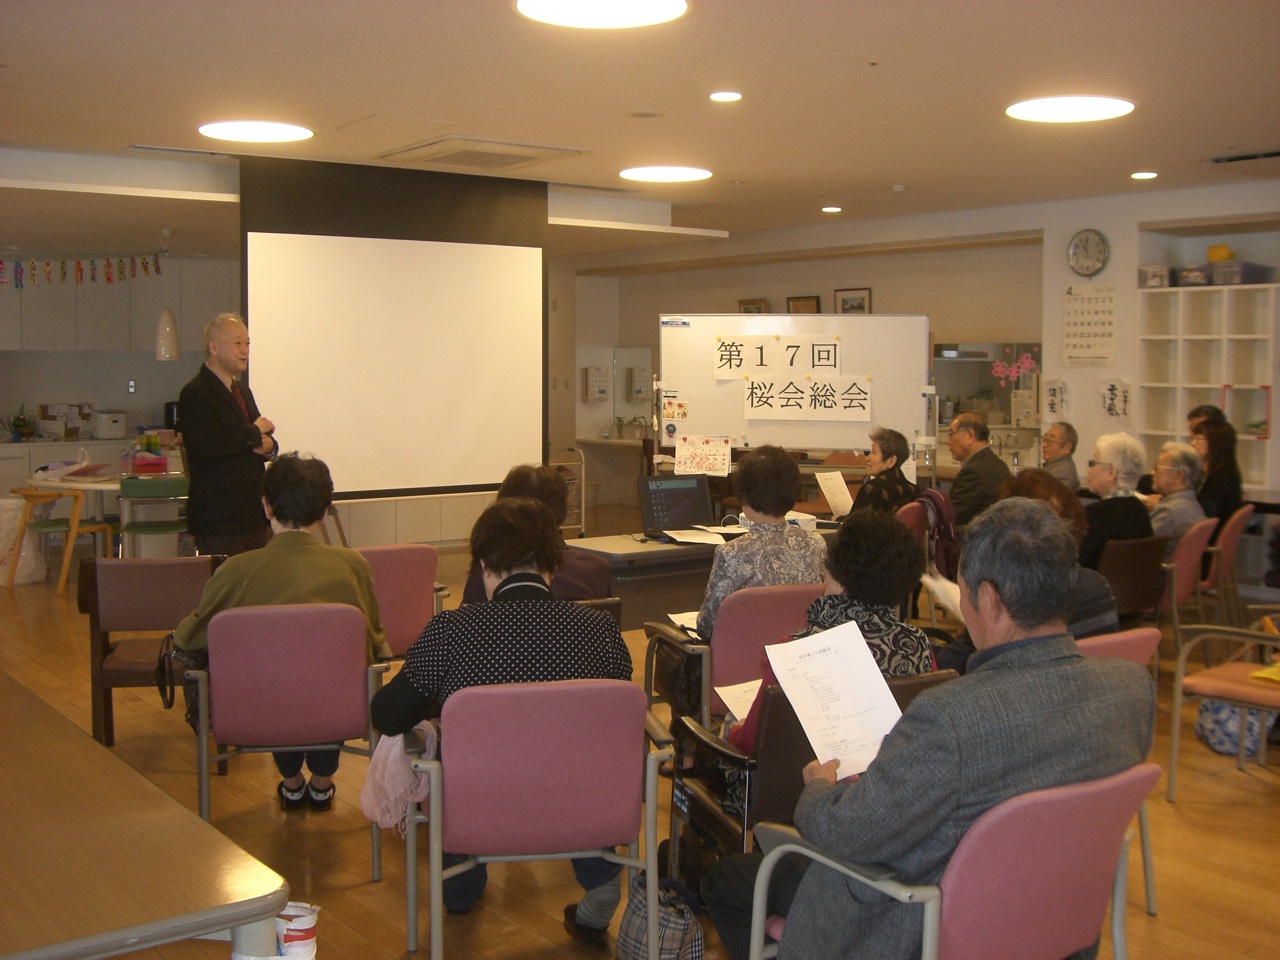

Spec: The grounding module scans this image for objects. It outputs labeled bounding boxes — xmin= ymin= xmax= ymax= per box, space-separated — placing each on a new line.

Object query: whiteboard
xmin=659 ymin=313 xmax=930 ymax=452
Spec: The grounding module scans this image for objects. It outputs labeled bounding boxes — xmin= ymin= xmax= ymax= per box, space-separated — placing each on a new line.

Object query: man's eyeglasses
xmin=1087 ymin=459 xmax=1111 ymax=468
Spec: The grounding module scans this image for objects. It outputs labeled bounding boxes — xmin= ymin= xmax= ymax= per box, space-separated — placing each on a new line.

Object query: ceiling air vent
xmin=378 ymin=136 xmax=585 ymax=171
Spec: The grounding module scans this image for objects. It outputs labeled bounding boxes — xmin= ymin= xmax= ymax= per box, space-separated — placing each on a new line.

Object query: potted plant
xmin=11 ymin=403 xmax=36 ymax=441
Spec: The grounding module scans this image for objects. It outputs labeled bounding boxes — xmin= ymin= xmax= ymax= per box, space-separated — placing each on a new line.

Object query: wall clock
xmin=1067 ymin=228 xmax=1109 ymax=277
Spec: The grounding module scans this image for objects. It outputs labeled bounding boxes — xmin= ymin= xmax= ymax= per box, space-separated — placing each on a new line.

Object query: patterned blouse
xmin=696 ymin=521 xmax=826 ymax=638
xmin=850 ymin=466 xmax=919 ymax=515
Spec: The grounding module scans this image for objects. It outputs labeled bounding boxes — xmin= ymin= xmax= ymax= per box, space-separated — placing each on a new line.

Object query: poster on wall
xmin=1043 ymin=378 xmax=1068 ymax=420
xmin=1063 ymin=283 xmax=1116 ymax=365
xmin=1100 ymin=378 xmax=1132 ymax=427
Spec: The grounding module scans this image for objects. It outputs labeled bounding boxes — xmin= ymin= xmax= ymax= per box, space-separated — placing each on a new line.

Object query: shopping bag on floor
xmin=230 ymin=901 xmax=321 ymax=960
xmin=615 ymin=871 xmax=703 ymax=960
xmin=0 ymin=498 xmax=46 ymax=586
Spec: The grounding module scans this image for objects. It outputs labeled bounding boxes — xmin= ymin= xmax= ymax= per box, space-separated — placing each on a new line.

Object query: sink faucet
xmin=1006 ymin=433 xmax=1019 ymax=471
xmin=991 ymin=433 xmax=1004 ymax=459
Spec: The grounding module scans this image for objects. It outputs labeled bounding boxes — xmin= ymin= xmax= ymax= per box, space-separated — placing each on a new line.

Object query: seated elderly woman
xmin=370 ymin=497 xmax=632 ymax=948
xmin=460 ymin=463 xmax=610 ymax=603
xmin=849 ymin=426 xmax=918 ymax=514
xmin=726 ymin=510 xmax=933 ymax=754
xmin=696 ymin=445 xmax=826 ymax=638
xmin=1078 ymin=432 xmax=1154 ymax=570
xmin=1148 ymin=442 xmax=1207 ymax=561
xmin=174 ymin=453 xmax=387 ymax=812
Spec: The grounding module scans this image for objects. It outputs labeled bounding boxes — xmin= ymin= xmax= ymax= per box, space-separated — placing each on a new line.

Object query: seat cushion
xmin=1184 ymin=662 xmax=1280 ymax=709
xmin=101 ymin=637 xmax=169 ymax=685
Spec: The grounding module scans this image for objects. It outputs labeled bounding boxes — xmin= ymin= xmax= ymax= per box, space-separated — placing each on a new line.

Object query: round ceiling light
xmin=620 ymin=166 xmax=712 ymax=182
xmin=1131 ymin=171 xmax=1158 ymax=180
xmin=517 ymin=0 xmax=688 ymax=29
xmin=709 ymin=91 xmax=742 ymax=103
xmin=199 ymin=121 xmax=314 ymax=143
xmin=821 ymin=206 xmax=842 ymax=214
xmin=1005 ymin=96 xmax=1134 ymax=123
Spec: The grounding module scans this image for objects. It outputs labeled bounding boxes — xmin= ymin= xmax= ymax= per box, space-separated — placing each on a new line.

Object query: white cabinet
xmin=1138 ymin=283 xmax=1279 ymax=489
xmin=0 ymin=280 xmax=20 ymax=351
xmin=129 ymin=260 xmax=182 ymax=351
xmin=76 ymin=267 xmax=131 ymax=350
xmin=20 ymin=271 xmax=77 ymax=350
xmin=0 ymin=447 xmax=29 ymax=495
xmin=179 ymin=260 xmax=237 ymax=350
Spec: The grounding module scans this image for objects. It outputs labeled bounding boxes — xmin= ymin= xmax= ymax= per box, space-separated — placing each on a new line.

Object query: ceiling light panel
xmin=517 ymin=0 xmax=687 ymax=29
xmin=1005 ymin=96 xmax=1134 ymax=123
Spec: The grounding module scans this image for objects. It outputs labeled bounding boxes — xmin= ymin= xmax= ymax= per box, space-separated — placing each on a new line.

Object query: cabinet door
xmin=76 ymin=264 xmax=131 ymax=350
xmin=20 ymin=268 xmax=77 ymax=350
xmin=129 ymin=261 xmax=182 ymax=351
xmin=180 ymin=260 xmax=236 ymax=350
xmin=0 ymin=278 xmax=19 ymax=351
xmin=0 ymin=447 xmax=29 ymax=494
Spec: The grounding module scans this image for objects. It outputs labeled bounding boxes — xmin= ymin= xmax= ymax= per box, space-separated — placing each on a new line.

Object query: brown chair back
xmin=1095 ymin=536 xmax=1169 ymax=622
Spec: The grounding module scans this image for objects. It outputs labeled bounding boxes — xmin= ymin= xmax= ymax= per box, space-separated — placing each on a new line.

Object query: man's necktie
xmin=230 ymin=380 xmax=250 ymax=421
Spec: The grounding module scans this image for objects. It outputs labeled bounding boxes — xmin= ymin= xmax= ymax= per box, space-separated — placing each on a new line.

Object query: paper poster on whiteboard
xmin=743 ymin=375 xmax=872 ymax=422
xmin=714 ymin=335 xmax=844 ymax=381
xmin=675 ymin=434 xmax=732 ymax=475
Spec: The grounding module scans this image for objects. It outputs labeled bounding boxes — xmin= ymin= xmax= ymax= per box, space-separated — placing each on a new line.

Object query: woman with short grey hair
xmin=1079 ymin=432 xmax=1154 ymax=569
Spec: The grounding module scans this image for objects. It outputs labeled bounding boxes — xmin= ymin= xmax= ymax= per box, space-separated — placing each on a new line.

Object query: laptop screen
xmin=637 ymin=475 xmax=713 ymax=535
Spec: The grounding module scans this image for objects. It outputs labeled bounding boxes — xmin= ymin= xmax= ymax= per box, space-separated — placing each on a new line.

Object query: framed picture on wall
xmin=738 ymin=298 xmax=769 ymax=313
xmin=786 ymin=295 xmax=821 ymax=314
xmin=835 ymin=287 xmax=872 ymax=314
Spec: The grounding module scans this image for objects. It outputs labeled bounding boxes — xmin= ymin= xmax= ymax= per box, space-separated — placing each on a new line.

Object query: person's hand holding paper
xmin=765 ymin=620 xmax=901 ymax=778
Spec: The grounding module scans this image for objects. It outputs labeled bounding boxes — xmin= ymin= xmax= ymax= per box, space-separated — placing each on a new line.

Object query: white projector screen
xmin=247 ymin=232 xmax=543 ymax=496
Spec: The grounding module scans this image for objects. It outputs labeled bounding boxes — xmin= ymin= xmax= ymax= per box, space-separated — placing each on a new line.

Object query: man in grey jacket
xmin=701 ymin=497 xmax=1156 ymax=960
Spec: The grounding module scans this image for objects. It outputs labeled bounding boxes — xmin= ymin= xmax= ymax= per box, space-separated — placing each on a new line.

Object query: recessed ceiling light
xmin=822 ymin=206 xmax=842 ymax=214
xmin=1005 ymin=96 xmax=1134 ymax=123
xmin=199 ymin=121 xmax=314 ymax=143
xmin=710 ymin=91 xmax=742 ymax=103
xmin=517 ymin=0 xmax=688 ymax=29
xmin=620 ymin=166 xmax=712 ymax=182
xmin=1131 ymin=171 xmax=1158 ymax=180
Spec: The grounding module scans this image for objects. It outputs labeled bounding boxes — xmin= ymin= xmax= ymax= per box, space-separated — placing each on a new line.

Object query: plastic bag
xmin=230 ymin=901 xmax=320 ymax=960
xmin=0 ymin=498 xmax=47 ymax=587
xmin=1195 ymin=701 xmax=1277 ymax=756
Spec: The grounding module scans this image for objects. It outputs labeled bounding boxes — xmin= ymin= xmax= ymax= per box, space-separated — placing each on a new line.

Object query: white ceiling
xmin=3 ymin=0 xmax=1279 ymax=261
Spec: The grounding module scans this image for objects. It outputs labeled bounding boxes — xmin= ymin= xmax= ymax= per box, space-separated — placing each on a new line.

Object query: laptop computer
xmin=637 ymin=475 xmax=722 ymax=540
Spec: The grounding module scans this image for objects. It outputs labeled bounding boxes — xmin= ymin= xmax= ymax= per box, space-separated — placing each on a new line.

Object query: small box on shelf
xmin=1176 ymin=264 xmax=1213 ymax=286
xmin=1210 ymin=261 xmax=1275 ymax=285
xmin=1138 ymin=265 xmax=1171 ymax=288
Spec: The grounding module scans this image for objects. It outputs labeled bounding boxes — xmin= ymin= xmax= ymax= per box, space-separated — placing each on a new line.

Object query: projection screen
xmin=246 ymin=231 xmax=543 ymax=497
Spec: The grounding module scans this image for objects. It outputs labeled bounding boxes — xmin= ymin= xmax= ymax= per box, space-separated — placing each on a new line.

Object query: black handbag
xmin=651 ymin=639 xmax=703 ymax=718
xmin=156 ymin=634 xmax=205 ymax=732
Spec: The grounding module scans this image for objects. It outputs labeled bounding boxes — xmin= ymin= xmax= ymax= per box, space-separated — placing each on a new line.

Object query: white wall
xmin=561 ymin=179 xmax=1280 ymax=493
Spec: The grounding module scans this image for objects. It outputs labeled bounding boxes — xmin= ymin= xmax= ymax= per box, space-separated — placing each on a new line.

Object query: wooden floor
xmin=1 ymin=504 xmax=1277 ymax=960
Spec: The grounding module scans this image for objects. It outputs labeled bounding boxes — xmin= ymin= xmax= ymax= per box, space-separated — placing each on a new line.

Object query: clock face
xmin=1068 ymin=228 xmax=1109 ymax=277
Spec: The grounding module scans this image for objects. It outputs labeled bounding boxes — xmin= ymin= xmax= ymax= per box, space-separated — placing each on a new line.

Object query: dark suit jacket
xmin=178 ymin=364 xmax=273 ymax=538
xmin=948 ymin=445 xmax=1011 ymax=525
xmin=1078 ymin=494 xmax=1154 ymax=570
xmin=782 ymin=634 xmax=1155 ymax=960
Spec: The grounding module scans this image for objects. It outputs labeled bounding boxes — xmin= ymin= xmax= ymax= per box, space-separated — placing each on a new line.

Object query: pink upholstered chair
xmin=1168 ymin=622 xmax=1280 ymax=801
xmin=748 ymin=763 xmax=1162 ymax=960
xmin=82 ymin=555 xmax=221 ymax=746
xmin=404 ymin=680 xmax=670 ymax=958
xmin=1197 ymin=504 xmax=1255 ymax=626
xmin=1076 ymin=628 xmax=1162 ymax=915
xmin=357 ymin=543 xmax=440 ymax=657
xmin=1161 ymin=516 xmax=1218 ymax=660
xmin=190 ymin=603 xmax=388 ymax=876
xmin=644 ymin=581 xmax=824 ymax=729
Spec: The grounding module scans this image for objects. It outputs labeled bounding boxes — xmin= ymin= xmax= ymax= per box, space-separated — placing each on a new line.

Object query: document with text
xmin=765 ymin=621 xmax=902 ymax=777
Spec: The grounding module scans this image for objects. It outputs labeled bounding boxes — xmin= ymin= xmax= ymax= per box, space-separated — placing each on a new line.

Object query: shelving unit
xmin=1138 ymin=283 xmax=1279 ymax=490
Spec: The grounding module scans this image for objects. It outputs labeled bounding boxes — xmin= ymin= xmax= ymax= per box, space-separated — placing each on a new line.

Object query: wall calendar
xmin=1063 ymin=283 xmax=1116 ymax=365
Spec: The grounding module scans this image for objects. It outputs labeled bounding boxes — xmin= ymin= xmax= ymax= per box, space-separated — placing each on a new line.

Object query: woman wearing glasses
xmin=1078 ymin=432 xmax=1154 ymax=569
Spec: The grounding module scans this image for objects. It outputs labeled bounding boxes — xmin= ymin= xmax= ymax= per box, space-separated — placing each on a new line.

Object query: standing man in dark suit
xmin=178 ymin=313 xmax=278 ymax=556
xmin=945 ymin=412 xmax=1011 ymax=525
xmin=700 ymin=498 xmax=1156 ymax=960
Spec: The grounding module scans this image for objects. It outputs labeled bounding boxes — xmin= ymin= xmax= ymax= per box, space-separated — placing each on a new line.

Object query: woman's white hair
xmin=1095 ymin=432 xmax=1146 ymax=492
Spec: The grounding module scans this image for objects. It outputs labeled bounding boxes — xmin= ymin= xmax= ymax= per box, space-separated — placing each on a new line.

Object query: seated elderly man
xmin=1148 ymin=442 xmax=1207 ymax=561
xmin=700 ymin=498 xmax=1156 ymax=960
xmin=1078 ymin=432 xmax=1154 ymax=570
xmin=174 ymin=453 xmax=386 ymax=812
xmin=1040 ymin=420 xmax=1080 ymax=490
